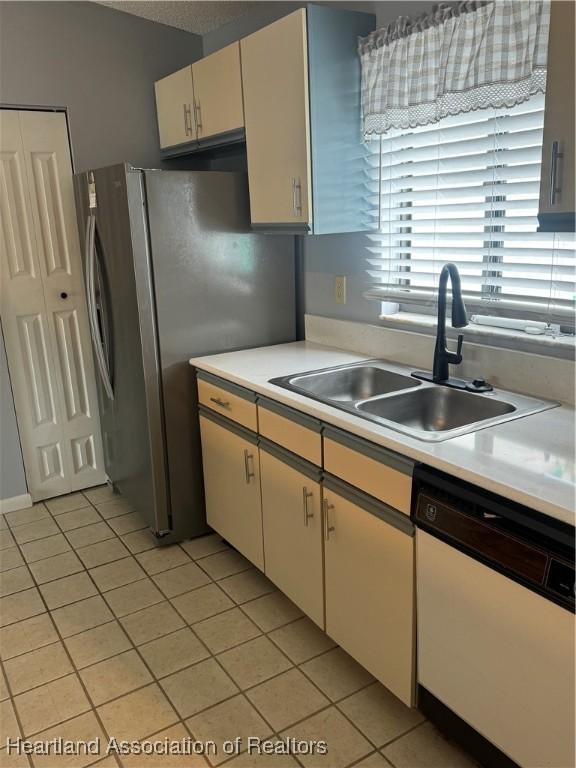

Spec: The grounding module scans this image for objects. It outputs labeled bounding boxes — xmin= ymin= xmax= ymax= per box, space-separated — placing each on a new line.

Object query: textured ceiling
xmin=99 ymin=1 xmax=262 ymax=35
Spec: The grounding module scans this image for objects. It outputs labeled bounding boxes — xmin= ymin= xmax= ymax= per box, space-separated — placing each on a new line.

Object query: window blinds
xmin=364 ymin=95 xmax=575 ymax=325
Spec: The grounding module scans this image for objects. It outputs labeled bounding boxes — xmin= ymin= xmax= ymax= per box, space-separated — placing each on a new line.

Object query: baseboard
xmin=0 ymin=493 xmax=33 ymax=515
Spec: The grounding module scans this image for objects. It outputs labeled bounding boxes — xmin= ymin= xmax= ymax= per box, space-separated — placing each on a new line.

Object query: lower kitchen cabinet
xmin=323 ymin=481 xmax=415 ymax=706
xmin=199 ymin=413 xmax=264 ymax=569
xmin=259 ymin=444 xmax=324 ymax=628
xmin=197 ymin=373 xmax=416 ymax=707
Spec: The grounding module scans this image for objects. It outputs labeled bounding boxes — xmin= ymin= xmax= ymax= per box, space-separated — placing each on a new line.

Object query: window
xmin=364 ymin=94 xmax=575 ymax=330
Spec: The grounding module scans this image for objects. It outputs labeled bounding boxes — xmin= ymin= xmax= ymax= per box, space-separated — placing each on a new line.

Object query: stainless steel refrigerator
xmin=75 ymin=165 xmax=296 ymax=544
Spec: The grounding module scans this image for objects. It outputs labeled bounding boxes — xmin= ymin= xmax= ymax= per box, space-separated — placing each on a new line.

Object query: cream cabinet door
xmin=192 ymin=43 xmax=244 ymax=141
xmin=199 ymin=415 xmax=263 ymax=569
xmin=323 ymin=489 xmax=415 ymax=706
xmin=154 ymin=65 xmax=195 ymax=149
xmin=241 ymin=9 xmax=312 ymax=226
xmin=539 ymin=0 xmax=575 ymax=223
xmin=0 ymin=110 xmax=105 ymax=500
xmin=260 ymin=449 xmax=324 ymax=627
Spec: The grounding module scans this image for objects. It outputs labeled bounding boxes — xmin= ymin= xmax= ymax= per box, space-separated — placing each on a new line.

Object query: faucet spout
xmin=432 ymin=263 xmax=468 ymax=382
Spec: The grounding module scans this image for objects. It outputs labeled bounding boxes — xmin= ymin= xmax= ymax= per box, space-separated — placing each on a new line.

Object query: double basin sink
xmin=270 ymin=361 xmax=557 ymax=442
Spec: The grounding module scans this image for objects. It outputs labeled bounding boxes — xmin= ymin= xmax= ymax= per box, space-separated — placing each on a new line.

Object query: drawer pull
xmin=323 ymin=498 xmax=335 ymax=541
xmin=244 ymin=449 xmax=255 ymax=484
xmin=210 ymin=396 xmax=231 ymax=410
xmin=303 ymin=487 xmax=314 ymax=526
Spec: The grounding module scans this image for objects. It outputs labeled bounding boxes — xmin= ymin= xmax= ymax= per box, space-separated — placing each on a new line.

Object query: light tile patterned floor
xmin=0 ymin=488 xmax=478 ymax=768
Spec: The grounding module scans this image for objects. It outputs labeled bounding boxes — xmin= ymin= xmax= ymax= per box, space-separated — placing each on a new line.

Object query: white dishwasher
xmin=414 ymin=466 xmax=575 ymax=768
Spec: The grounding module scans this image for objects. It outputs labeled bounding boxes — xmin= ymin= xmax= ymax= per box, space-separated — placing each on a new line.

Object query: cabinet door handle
xmin=188 ymin=104 xmax=195 ymax=136
xmin=244 ymin=449 xmax=255 ymax=484
xmin=183 ymin=104 xmax=194 ymax=136
xmin=209 ymin=396 xmax=230 ymax=410
xmin=194 ymin=101 xmax=202 ymax=134
xmin=292 ymin=177 xmax=302 ymax=217
xmin=303 ymin=487 xmax=314 ymax=526
xmin=183 ymin=104 xmax=193 ymax=136
xmin=323 ymin=498 xmax=335 ymax=541
xmin=549 ymin=140 xmax=563 ymax=206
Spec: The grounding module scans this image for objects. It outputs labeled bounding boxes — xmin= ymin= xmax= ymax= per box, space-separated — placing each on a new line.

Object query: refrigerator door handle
xmin=85 ymin=213 xmax=114 ymax=400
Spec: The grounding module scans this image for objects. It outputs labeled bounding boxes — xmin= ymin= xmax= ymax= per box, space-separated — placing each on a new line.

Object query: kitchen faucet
xmin=432 ymin=263 xmax=467 ymax=381
xmin=413 ymin=263 xmax=492 ymax=392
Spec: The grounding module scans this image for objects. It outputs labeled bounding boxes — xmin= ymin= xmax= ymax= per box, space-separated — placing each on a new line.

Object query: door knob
xmin=60 ymin=292 xmax=68 ymax=300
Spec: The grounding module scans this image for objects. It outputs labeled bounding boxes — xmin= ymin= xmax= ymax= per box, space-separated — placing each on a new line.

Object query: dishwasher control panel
xmin=546 ymin=559 xmax=575 ymax=602
xmin=416 ymin=493 xmax=550 ymax=587
xmin=414 ymin=466 xmax=575 ymax=613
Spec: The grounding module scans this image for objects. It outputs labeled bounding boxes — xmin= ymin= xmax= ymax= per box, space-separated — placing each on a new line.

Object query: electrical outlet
xmin=335 ymin=275 xmax=347 ymax=304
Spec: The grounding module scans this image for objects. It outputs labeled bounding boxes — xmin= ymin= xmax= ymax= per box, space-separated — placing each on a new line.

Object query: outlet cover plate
xmin=335 ymin=275 xmax=346 ymax=304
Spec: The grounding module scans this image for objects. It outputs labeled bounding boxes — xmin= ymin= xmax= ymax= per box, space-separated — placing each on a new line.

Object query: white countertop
xmin=190 ymin=341 xmax=575 ymax=526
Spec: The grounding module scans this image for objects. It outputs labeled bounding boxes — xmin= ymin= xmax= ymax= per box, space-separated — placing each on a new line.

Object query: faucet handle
xmin=456 ymin=334 xmax=463 ymax=356
xmin=453 ymin=334 xmax=464 ymax=364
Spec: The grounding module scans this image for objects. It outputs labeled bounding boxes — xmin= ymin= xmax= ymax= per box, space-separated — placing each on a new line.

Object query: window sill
xmin=378 ymin=312 xmax=575 ymax=360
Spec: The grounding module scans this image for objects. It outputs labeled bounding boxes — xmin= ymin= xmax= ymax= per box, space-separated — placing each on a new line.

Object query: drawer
xmin=258 ymin=398 xmax=322 ymax=466
xmin=197 ymin=372 xmax=257 ymax=432
xmin=323 ymin=427 xmax=413 ymax=515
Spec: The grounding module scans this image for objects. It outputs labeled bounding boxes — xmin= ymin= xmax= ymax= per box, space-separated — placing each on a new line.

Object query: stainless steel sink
xmin=357 ymin=386 xmax=516 ymax=434
xmin=287 ymin=365 xmax=419 ymax=402
xmin=270 ymin=361 xmax=558 ymax=442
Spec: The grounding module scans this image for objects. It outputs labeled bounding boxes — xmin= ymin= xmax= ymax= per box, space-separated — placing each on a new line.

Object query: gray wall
xmin=304 ymin=233 xmax=381 ymax=323
xmin=0 ymin=1 xmax=202 ymax=172
xmin=373 ymin=1 xmax=435 ymax=26
xmin=302 ymin=1 xmax=434 ymax=324
xmin=0 ymin=1 xmax=202 ymax=500
xmin=0 ymin=331 xmax=27 ymax=501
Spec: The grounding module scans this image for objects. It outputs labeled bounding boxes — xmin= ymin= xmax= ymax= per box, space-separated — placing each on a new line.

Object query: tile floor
xmin=0 ymin=487 xmax=478 ymax=768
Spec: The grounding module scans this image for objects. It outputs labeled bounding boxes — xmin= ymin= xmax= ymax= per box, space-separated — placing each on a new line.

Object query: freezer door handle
xmin=85 ymin=213 xmax=114 ymax=400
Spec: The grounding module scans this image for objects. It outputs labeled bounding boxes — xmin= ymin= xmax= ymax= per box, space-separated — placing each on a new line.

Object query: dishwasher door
xmin=417 ymin=530 xmax=575 ymax=768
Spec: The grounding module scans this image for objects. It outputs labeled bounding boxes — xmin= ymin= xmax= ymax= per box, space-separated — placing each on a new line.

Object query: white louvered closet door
xmin=0 ymin=109 xmax=105 ymax=500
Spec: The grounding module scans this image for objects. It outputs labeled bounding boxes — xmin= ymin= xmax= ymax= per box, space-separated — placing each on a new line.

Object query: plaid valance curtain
xmin=359 ymin=0 xmax=551 ymax=136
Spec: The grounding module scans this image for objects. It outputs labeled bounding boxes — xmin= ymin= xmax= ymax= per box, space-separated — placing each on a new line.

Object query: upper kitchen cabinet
xmin=154 ymin=65 xmax=196 ymax=150
xmin=241 ymin=5 xmax=375 ymax=233
xmin=241 ymin=10 xmax=311 ymax=229
xmin=155 ymin=43 xmax=245 ymax=155
xmin=538 ymin=0 xmax=575 ymax=231
xmin=192 ymin=42 xmax=244 ymax=146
